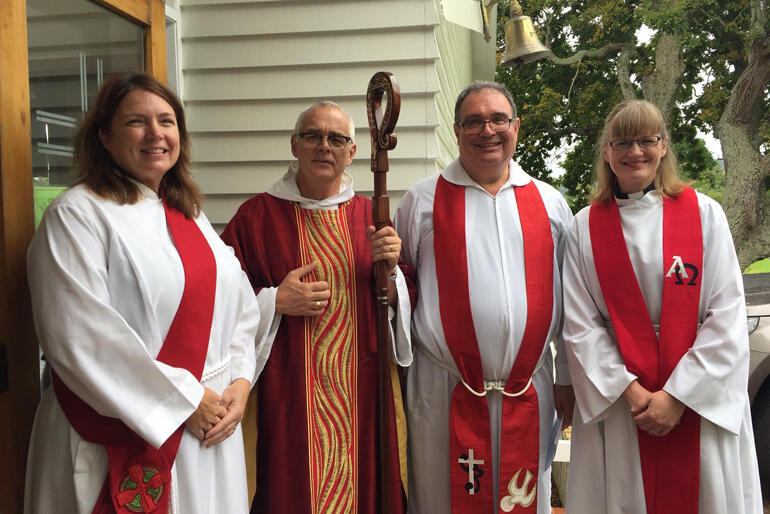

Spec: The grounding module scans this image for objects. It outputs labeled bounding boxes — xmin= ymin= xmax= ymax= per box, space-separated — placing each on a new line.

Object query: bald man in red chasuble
xmin=221 ymin=101 xmax=415 ymax=514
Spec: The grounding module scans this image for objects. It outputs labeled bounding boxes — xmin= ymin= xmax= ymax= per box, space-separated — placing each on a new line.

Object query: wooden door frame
xmin=0 ymin=1 xmax=167 ymax=512
xmin=94 ymin=0 xmax=168 ymax=83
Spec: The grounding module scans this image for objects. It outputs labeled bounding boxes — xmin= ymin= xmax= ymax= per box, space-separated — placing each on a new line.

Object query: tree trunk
xmin=718 ymin=14 xmax=770 ymax=267
xmin=612 ymin=33 xmax=685 ymax=129
xmin=640 ymin=34 xmax=685 ymax=129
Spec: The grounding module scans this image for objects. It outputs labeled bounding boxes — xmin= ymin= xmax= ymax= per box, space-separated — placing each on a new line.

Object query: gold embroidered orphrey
xmin=296 ymin=204 xmax=359 ymax=514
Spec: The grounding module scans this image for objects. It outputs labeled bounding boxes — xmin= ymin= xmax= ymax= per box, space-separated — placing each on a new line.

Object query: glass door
xmin=27 ymin=0 xmax=146 ymax=225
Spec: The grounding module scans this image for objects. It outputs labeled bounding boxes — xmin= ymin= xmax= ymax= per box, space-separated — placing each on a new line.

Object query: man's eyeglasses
xmin=605 ymin=136 xmax=663 ymax=151
xmin=297 ymin=132 xmax=352 ymax=150
xmin=456 ymin=116 xmax=513 ymax=134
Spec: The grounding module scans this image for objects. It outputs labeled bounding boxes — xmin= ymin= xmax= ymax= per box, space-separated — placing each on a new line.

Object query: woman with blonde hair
xmin=562 ymin=100 xmax=762 ymax=513
xmin=24 ymin=73 xmax=277 ymax=514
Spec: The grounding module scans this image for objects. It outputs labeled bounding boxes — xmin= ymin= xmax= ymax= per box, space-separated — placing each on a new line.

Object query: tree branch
xmin=750 ymin=0 xmax=766 ymax=30
xmin=721 ymin=21 xmax=770 ymax=132
xmin=617 ymin=45 xmax=638 ymax=101
xmin=700 ymin=6 xmax=728 ymax=28
xmin=567 ymin=58 xmax=583 ymax=101
xmin=640 ymin=34 xmax=685 ymax=128
xmin=545 ymin=42 xmax=627 ymax=65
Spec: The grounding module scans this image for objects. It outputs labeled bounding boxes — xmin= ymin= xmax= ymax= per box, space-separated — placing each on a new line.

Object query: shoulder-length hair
xmin=591 ymin=99 xmax=688 ymax=204
xmin=74 ymin=73 xmax=201 ymax=218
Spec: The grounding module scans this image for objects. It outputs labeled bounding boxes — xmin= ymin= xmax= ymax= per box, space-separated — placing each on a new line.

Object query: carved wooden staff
xmin=366 ymin=71 xmax=400 ymax=514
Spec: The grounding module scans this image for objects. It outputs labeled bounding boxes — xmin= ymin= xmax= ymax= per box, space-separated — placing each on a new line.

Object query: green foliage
xmin=561 ymin=139 xmax=598 ymax=212
xmin=495 ymin=0 xmax=766 ymax=212
xmin=670 ymin=123 xmax=718 ymax=181
xmin=672 ymin=128 xmax=725 ymax=202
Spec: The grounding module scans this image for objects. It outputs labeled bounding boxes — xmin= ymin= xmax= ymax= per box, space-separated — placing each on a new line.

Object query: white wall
xmin=180 ymin=0 xmax=445 ymax=228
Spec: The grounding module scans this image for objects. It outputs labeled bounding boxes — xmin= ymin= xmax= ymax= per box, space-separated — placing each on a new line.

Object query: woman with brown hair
xmin=562 ymin=100 xmax=762 ymax=513
xmin=24 ymin=73 xmax=277 ymax=514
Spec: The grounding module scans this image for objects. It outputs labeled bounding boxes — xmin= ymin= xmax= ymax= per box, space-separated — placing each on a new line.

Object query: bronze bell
xmin=501 ymin=1 xmax=551 ymax=66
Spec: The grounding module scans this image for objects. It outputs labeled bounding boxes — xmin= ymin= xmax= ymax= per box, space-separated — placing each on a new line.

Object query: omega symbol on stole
xmin=665 ymin=255 xmax=699 ymax=286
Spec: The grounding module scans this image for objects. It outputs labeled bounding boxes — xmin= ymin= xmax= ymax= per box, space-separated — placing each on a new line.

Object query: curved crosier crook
xmin=367 ymin=72 xmax=401 ymax=158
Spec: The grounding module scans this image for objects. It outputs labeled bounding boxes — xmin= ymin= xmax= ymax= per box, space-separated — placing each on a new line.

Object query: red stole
xmin=589 ymin=187 xmax=702 ymax=514
xmin=53 ymin=201 xmax=217 ymax=514
xmin=433 ymin=175 xmax=553 ymax=514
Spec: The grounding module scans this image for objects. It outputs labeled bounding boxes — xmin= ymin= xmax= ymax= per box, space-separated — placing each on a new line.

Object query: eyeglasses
xmin=605 ymin=136 xmax=663 ymax=151
xmin=456 ymin=116 xmax=513 ymax=134
xmin=296 ymin=132 xmax=352 ymax=150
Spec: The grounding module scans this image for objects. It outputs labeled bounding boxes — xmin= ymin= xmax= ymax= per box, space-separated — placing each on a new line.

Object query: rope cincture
xmin=200 ymin=354 xmax=231 ymax=382
xmin=415 ymin=340 xmax=539 ymax=398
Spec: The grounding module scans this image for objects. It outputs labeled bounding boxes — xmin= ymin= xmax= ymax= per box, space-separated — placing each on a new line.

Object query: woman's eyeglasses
xmin=605 ymin=136 xmax=663 ymax=151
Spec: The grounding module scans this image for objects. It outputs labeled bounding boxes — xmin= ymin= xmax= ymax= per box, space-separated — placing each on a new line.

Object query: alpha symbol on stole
xmin=665 ymin=255 xmax=699 ymax=286
xmin=500 ymin=468 xmax=537 ymax=511
xmin=458 ymin=448 xmax=485 ymax=495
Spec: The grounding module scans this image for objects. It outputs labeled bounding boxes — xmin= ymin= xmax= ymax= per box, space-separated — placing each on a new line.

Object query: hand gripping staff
xmin=366 ymin=71 xmax=400 ymax=514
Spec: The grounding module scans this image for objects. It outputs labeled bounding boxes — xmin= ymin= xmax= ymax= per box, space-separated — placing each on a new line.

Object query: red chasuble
xmin=432 ymin=176 xmax=554 ymax=514
xmin=220 ymin=193 xmax=413 ymax=514
xmin=589 ymin=187 xmax=702 ymax=514
xmin=53 ymin=202 xmax=217 ymax=514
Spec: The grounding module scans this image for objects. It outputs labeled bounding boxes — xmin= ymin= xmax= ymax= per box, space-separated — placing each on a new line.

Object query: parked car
xmin=746 ymin=272 xmax=770 ymax=499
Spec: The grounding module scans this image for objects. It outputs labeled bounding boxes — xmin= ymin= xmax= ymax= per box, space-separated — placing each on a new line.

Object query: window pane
xmin=27 ymin=0 xmax=145 ymax=222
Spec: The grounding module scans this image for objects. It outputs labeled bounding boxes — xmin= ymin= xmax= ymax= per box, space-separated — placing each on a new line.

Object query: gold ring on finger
xmin=314 ymin=300 xmax=321 ymax=308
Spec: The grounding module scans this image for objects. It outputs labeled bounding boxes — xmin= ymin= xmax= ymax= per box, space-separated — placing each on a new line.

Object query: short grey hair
xmin=454 ymin=81 xmax=517 ymax=124
xmin=293 ymin=101 xmax=355 ymax=141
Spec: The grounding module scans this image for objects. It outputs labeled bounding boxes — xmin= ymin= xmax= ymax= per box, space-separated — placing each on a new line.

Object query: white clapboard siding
xmin=181 ymin=0 xmax=436 ymax=36
xmin=180 ymin=0 xmax=494 ymax=229
xmin=431 ymin=0 xmax=497 ymax=171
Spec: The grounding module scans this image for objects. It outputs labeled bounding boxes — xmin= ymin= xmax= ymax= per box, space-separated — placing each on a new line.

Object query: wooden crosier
xmin=366 ymin=71 xmax=400 ymax=514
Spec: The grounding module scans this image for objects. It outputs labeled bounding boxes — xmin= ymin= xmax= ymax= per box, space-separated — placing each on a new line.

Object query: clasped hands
xmin=275 ymin=225 xmax=401 ymax=316
xmin=184 ymin=378 xmax=250 ymax=447
xmin=623 ymin=380 xmax=686 ymax=437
